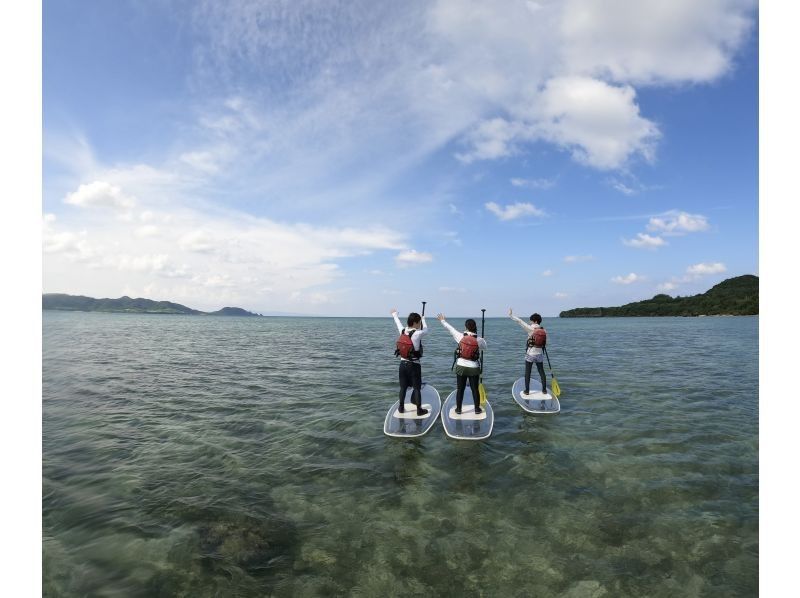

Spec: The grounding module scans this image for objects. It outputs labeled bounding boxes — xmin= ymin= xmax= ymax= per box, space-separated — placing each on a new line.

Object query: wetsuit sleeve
xmin=440 ymin=320 xmax=463 ymax=344
xmin=392 ymin=312 xmax=403 ymax=333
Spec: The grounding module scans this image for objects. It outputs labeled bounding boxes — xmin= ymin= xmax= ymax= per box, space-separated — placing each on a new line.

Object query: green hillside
xmin=559 ymin=275 xmax=758 ymax=317
xmin=43 ymin=294 xmax=261 ymax=316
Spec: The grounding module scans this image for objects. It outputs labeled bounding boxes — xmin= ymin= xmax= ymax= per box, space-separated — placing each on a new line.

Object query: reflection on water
xmin=44 ymin=312 xmax=758 ymax=596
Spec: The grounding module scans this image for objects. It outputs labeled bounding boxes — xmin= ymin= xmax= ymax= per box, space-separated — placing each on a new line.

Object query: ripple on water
xmin=43 ymin=313 xmax=758 ymax=596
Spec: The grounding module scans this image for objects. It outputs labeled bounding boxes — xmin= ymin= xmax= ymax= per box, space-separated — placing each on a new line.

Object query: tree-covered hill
xmin=42 ymin=294 xmax=261 ymax=316
xmin=559 ymin=275 xmax=758 ymax=317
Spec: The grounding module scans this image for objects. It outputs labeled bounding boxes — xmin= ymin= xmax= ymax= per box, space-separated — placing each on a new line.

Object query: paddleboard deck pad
xmin=512 ymin=377 xmax=560 ymax=414
xmin=441 ymin=387 xmax=494 ymax=440
xmin=384 ymin=383 xmax=442 ymax=438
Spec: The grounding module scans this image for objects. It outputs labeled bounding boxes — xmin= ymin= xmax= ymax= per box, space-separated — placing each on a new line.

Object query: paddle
xmin=543 ymin=347 xmax=561 ymax=398
xmin=479 ymin=308 xmax=488 ymax=406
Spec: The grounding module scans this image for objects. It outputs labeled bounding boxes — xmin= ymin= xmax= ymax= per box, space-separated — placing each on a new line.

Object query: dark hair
xmin=530 ymin=313 xmax=542 ymax=324
xmin=464 ymin=318 xmax=477 ymax=333
xmin=407 ymin=312 xmax=422 ymax=326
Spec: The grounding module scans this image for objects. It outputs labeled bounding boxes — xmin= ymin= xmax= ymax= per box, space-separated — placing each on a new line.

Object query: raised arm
xmin=416 ymin=316 xmax=429 ymax=337
xmin=437 ymin=314 xmax=463 ymax=344
xmin=391 ymin=309 xmax=403 ymax=333
xmin=509 ymin=308 xmax=533 ymax=333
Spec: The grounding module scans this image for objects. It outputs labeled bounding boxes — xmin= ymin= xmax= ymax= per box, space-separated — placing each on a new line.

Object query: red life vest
xmin=457 ymin=333 xmax=481 ymax=362
xmin=395 ymin=329 xmax=422 ymax=360
xmin=526 ymin=327 xmax=547 ymax=348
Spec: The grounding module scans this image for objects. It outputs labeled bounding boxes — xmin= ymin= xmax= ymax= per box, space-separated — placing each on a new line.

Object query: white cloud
xmin=448 ymin=203 xmax=462 ymax=215
xmin=135 ymin=225 xmax=159 ymax=238
xmin=64 ymin=181 xmax=136 ymax=210
xmin=456 ymin=118 xmax=529 ymax=163
xmin=564 ymin=254 xmax=595 ymax=263
xmin=458 ymin=77 xmax=660 ymax=171
xmin=511 ymin=177 xmax=556 ymax=189
xmin=612 ymin=272 xmax=644 ymax=284
xmin=542 ymin=269 xmax=553 ymax=277
xmin=485 ymin=201 xmax=545 ymax=221
xmin=657 ymin=262 xmax=728 ymax=293
xmin=180 ymin=0 xmax=754 ymax=193
xmin=554 ymin=292 xmax=568 ymax=298
xmin=395 ymin=249 xmax=433 ymax=267
xmin=686 ymin=262 xmax=727 ymax=276
xmin=647 ymin=210 xmax=710 ymax=235
xmin=179 ymin=229 xmax=217 ymax=253
xmin=179 ymin=150 xmax=223 ymax=174
xmin=623 ymin=232 xmax=667 ymax=249
xmin=44 ymin=183 xmax=410 ymax=311
xmin=610 ymin=179 xmax=636 ymax=195
xmin=439 ymin=286 xmax=466 ymax=293
xmin=533 ymin=76 xmax=660 ymax=170
xmin=560 ymin=0 xmax=755 ymax=85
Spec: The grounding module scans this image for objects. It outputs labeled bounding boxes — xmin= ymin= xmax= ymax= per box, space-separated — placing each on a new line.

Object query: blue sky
xmin=42 ymin=0 xmax=758 ymax=316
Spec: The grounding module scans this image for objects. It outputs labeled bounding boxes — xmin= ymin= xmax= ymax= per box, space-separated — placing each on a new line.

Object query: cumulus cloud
xmin=657 ymin=262 xmax=728 ymax=292
xmin=560 ymin=0 xmax=755 ymax=85
xmin=612 ymin=272 xmax=644 ymax=284
xmin=533 ymin=77 xmax=660 ymax=170
xmin=623 ymin=232 xmax=667 ymax=249
xmin=686 ymin=262 xmax=727 ymax=276
xmin=485 ymin=201 xmax=545 ymax=221
xmin=395 ymin=249 xmax=433 ymax=266
xmin=647 ymin=210 xmax=710 ymax=235
xmin=64 ymin=181 xmax=136 ymax=210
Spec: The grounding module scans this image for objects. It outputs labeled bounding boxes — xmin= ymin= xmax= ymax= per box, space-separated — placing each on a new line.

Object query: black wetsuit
xmin=398 ymin=360 xmax=423 ymax=413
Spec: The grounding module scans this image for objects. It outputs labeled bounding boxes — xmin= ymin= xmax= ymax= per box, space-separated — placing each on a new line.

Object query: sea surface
xmin=43 ymin=312 xmax=758 ymax=597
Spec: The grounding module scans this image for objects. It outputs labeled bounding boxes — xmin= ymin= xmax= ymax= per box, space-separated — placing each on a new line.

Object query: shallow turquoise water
xmin=43 ymin=312 xmax=758 ymax=596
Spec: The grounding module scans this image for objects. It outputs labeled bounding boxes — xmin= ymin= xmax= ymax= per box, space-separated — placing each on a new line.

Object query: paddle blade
xmin=550 ymin=376 xmax=561 ymax=398
xmin=479 ymin=383 xmax=487 ymax=405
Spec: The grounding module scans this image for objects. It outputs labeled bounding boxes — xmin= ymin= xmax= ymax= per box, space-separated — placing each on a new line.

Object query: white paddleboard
xmin=383 ymin=382 xmax=442 ymax=438
xmin=512 ymin=377 xmax=560 ymax=414
xmin=441 ymin=386 xmax=493 ymax=440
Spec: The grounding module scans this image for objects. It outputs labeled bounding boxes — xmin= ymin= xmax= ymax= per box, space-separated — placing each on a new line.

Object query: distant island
xmin=42 ymin=294 xmax=262 ymax=317
xmin=559 ymin=275 xmax=758 ymax=318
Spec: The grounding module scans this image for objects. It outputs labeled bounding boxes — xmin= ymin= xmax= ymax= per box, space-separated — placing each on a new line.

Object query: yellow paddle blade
xmin=479 ymin=383 xmax=487 ymax=405
xmin=550 ymin=376 xmax=561 ymax=398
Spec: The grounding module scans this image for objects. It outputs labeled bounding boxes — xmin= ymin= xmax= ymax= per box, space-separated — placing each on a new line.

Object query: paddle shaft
xmin=480 ymin=309 xmax=486 ymax=370
xmin=544 ymin=346 xmax=553 ymax=370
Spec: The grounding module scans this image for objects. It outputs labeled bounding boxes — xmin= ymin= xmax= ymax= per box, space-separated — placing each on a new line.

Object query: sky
xmin=42 ymin=0 xmax=759 ymax=316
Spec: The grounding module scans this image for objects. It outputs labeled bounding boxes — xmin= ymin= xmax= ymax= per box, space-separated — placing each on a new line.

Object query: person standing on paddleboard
xmin=509 ymin=308 xmax=547 ymax=396
xmin=437 ymin=314 xmax=487 ymax=414
xmin=391 ymin=309 xmax=429 ymax=416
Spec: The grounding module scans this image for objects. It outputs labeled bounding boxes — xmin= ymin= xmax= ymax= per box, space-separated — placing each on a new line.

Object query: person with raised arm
xmin=391 ymin=308 xmax=429 ymax=416
xmin=509 ymin=308 xmax=548 ymax=396
xmin=437 ymin=313 xmax=487 ymax=414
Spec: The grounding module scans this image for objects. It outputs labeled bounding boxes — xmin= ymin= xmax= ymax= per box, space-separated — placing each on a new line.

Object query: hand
xmin=508 ymin=308 xmax=513 ymax=317
xmin=436 ymin=313 xmax=446 ymax=321
xmin=390 ymin=308 xmax=398 ymax=316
